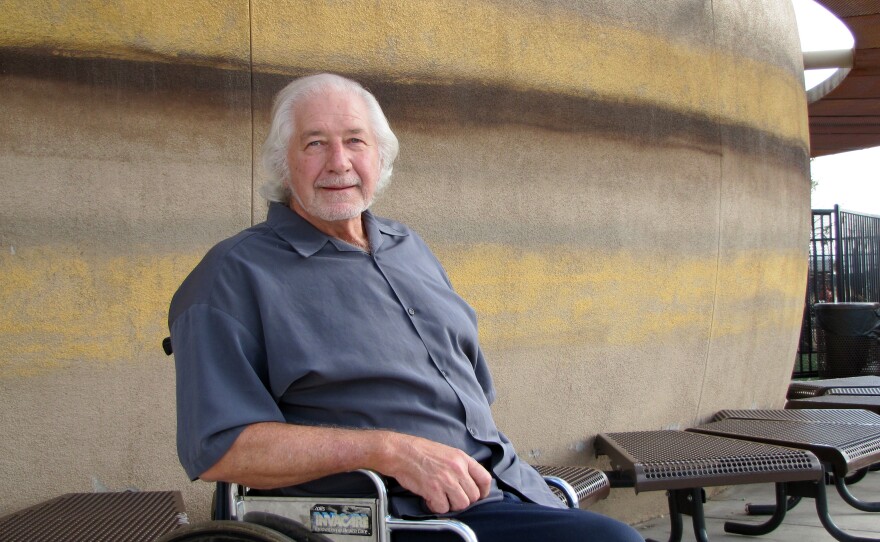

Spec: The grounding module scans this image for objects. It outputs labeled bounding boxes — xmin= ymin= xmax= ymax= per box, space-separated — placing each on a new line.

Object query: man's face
xmin=286 ymin=89 xmax=381 ymax=226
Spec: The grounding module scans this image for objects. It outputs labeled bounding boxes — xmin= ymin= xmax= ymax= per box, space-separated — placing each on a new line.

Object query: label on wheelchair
xmin=310 ymin=504 xmax=372 ymax=536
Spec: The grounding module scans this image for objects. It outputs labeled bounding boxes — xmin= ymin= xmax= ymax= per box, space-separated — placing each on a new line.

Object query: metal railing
xmin=795 ymin=205 xmax=880 ymax=377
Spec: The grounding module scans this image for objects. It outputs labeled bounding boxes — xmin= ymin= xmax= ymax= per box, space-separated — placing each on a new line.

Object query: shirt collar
xmin=266 ymin=202 xmax=407 ymax=258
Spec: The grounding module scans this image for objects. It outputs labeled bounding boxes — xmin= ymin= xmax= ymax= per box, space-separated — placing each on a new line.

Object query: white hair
xmin=259 ymin=73 xmax=400 ymax=203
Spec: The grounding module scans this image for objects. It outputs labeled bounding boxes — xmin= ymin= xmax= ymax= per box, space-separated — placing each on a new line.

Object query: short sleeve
xmin=171 ymin=304 xmax=284 ymax=480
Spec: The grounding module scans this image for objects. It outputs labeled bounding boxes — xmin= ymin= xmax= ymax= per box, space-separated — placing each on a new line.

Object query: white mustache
xmin=316 ymin=177 xmax=361 ymax=189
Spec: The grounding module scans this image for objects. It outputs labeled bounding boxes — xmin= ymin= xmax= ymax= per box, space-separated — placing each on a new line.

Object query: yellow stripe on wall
xmin=0 ymin=0 xmax=250 ymax=65
xmin=1 ymin=0 xmax=807 ymax=144
xmin=253 ymin=1 xmax=807 ymax=144
xmin=0 ymin=247 xmax=200 ymax=378
xmin=0 ymin=245 xmax=805 ymax=377
xmin=436 ymin=245 xmax=806 ymax=349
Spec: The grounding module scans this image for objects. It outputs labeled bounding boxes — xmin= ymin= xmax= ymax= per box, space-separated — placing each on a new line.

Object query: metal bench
xmin=787 ymin=376 xmax=880 ymax=399
xmin=533 ymin=464 xmax=611 ymax=509
xmin=787 ymin=394 xmax=880 ymax=414
xmin=714 ymin=409 xmax=880 ymax=492
xmin=0 ymin=491 xmax=188 ymax=542
xmin=690 ymin=418 xmax=880 ymax=542
xmin=715 ymin=408 xmax=880 ymax=425
xmin=595 ymin=429 xmax=823 ymax=542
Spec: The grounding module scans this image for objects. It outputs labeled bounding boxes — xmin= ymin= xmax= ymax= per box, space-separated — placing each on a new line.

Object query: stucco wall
xmin=0 ymin=0 xmax=809 ymax=524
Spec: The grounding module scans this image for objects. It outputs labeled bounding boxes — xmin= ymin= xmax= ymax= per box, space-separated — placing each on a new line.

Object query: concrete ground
xmin=632 ymin=470 xmax=879 ymax=542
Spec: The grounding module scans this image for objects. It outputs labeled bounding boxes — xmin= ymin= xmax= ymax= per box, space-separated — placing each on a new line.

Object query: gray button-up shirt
xmin=168 ymin=203 xmax=562 ymax=513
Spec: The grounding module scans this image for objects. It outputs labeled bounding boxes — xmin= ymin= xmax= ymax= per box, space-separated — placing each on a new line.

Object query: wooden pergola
xmin=809 ymin=0 xmax=880 ymax=157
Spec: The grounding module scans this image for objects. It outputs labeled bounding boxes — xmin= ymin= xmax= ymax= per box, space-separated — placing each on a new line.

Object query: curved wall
xmin=0 ymin=0 xmax=809 ymax=523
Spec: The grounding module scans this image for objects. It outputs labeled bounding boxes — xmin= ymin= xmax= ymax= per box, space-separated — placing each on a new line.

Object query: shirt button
xmin=468 ymin=426 xmax=477 ymax=436
xmin=440 ymin=370 xmax=448 ymax=377
xmin=407 ymin=307 xmax=415 ymax=316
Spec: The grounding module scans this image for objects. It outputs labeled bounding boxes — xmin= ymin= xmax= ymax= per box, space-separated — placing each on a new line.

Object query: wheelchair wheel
xmin=155 ymin=520 xmax=296 ymax=542
xmin=243 ymin=512 xmax=334 ymax=542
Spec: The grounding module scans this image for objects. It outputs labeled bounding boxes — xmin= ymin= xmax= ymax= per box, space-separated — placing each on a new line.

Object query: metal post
xmin=834 ymin=204 xmax=844 ymax=302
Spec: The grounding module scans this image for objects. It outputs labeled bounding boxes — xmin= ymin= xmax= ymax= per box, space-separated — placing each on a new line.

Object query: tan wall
xmin=0 ymin=0 xmax=809 ymax=524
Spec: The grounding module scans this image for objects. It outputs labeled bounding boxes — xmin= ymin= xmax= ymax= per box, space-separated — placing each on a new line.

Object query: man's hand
xmin=379 ymin=433 xmax=492 ymax=514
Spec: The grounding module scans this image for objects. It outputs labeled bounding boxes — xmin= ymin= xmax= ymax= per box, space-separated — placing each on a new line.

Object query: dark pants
xmin=392 ymin=492 xmax=644 ymax=542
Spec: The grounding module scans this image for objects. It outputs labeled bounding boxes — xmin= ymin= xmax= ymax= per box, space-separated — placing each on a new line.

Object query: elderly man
xmin=169 ymin=73 xmax=642 ymax=542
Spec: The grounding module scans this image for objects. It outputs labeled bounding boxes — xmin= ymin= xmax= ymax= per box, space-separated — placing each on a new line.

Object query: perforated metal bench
xmin=690 ymin=418 xmax=880 ymax=542
xmin=787 ymin=394 xmax=880 ymax=415
xmin=0 ymin=491 xmax=188 ymax=542
xmin=533 ymin=464 xmax=611 ymax=508
xmin=715 ymin=408 xmax=880 ymax=425
xmin=595 ymin=430 xmax=823 ymax=542
xmin=788 ymin=376 xmax=880 ymax=399
xmin=714 ymin=409 xmax=880 ymax=495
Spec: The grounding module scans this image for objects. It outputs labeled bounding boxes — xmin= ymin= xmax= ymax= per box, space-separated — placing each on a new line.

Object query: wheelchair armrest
xmin=213 ymin=470 xmax=479 ymax=542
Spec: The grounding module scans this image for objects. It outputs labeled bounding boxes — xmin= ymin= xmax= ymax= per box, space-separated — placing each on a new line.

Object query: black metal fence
xmin=795 ymin=205 xmax=880 ymax=377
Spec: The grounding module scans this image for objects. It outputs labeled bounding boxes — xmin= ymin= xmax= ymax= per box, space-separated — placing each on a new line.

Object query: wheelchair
xmin=156 ymin=466 xmax=609 ymax=541
xmin=160 ymin=338 xmax=609 ymax=541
